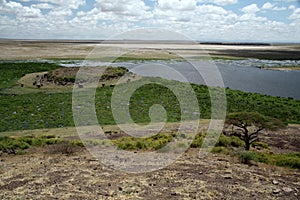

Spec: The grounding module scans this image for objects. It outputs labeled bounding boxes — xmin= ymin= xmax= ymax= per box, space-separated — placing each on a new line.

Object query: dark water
xmin=5 ymin=59 xmax=298 ymax=99
xmin=123 ymin=61 xmax=300 ymax=100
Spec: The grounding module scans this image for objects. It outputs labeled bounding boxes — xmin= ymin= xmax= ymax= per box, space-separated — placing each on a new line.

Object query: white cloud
xmin=262 ymin=2 xmax=273 ymax=10
xmin=0 ymin=0 xmax=42 ymax=18
xmin=19 ymin=0 xmax=85 ymax=9
xmin=0 ymin=0 xmax=5 ymax=7
xmin=241 ymin=4 xmax=260 ymax=14
xmin=32 ymin=3 xmax=54 ymax=9
xmin=156 ymin=0 xmax=196 ymax=11
xmin=0 ymin=0 xmax=300 ymax=42
xmin=95 ymin=0 xmax=151 ymax=17
xmin=48 ymin=8 xmax=72 ymax=17
xmin=289 ymin=8 xmax=300 ymax=20
xmin=197 ymin=0 xmax=238 ymax=6
xmin=262 ymin=2 xmax=286 ymax=11
xmin=196 ymin=4 xmax=229 ymax=14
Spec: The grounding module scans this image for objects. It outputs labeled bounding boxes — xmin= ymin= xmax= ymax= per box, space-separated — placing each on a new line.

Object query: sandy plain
xmin=1 ymin=40 xmax=300 ymax=60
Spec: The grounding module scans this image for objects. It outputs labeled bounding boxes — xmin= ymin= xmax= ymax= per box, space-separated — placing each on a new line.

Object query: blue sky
xmin=0 ymin=0 xmax=300 ymax=42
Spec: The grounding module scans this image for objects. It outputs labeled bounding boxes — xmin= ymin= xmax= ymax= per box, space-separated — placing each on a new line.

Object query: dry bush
xmin=47 ymin=141 xmax=77 ymax=155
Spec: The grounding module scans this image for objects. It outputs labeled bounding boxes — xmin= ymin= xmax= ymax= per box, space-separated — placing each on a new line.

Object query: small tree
xmin=225 ymin=112 xmax=286 ymax=151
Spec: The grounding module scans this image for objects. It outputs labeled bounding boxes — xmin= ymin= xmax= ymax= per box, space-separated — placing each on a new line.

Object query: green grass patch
xmin=0 ymin=76 xmax=299 ymax=131
xmin=112 ymin=133 xmax=175 ymax=151
xmin=238 ymin=151 xmax=300 ymax=169
xmin=0 ymin=62 xmax=60 ymax=89
xmin=0 ymin=135 xmax=60 ymax=152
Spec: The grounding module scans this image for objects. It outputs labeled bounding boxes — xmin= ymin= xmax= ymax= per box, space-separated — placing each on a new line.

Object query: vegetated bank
xmin=0 ymin=62 xmax=299 ymax=132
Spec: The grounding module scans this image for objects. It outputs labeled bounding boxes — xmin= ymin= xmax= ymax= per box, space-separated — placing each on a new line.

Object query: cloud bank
xmin=0 ymin=0 xmax=299 ymax=42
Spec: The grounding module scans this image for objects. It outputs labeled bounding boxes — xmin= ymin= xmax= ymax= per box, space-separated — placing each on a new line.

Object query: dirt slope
xmin=0 ymin=148 xmax=299 ymax=200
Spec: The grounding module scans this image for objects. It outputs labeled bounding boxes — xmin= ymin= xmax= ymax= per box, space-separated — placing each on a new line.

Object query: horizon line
xmin=1 ymin=38 xmax=300 ymax=45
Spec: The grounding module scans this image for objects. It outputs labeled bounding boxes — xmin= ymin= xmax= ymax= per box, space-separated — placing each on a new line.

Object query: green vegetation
xmin=224 ymin=87 xmax=300 ymax=124
xmin=225 ymin=112 xmax=286 ymax=150
xmin=238 ymin=151 xmax=300 ymax=169
xmin=0 ymin=62 xmax=60 ymax=89
xmin=0 ymin=61 xmax=299 ymax=131
xmin=0 ymin=135 xmax=60 ymax=153
xmin=112 ymin=132 xmax=174 ymax=150
xmin=1 ymin=62 xmax=299 ymax=169
xmin=189 ymin=133 xmax=245 ymax=149
xmin=186 ymin=132 xmax=300 ymax=169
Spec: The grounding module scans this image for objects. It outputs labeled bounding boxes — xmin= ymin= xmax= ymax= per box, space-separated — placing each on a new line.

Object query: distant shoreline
xmin=1 ymin=38 xmax=300 ymax=46
xmin=1 ymin=39 xmax=300 ymax=60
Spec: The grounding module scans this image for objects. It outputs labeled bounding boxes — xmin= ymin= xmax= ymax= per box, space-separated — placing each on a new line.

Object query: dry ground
xmin=0 ymin=124 xmax=299 ymax=199
xmin=1 ymin=40 xmax=300 ymax=60
xmin=0 ymin=148 xmax=299 ymax=200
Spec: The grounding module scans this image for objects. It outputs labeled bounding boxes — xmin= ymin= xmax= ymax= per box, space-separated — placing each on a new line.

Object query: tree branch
xmin=249 ymin=137 xmax=259 ymax=144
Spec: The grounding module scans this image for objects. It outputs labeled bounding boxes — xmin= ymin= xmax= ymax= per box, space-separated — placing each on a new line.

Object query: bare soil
xmin=0 ymin=124 xmax=299 ymax=199
xmin=0 ymin=148 xmax=299 ymax=200
xmin=1 ymin=40 xmax=300 ymax=60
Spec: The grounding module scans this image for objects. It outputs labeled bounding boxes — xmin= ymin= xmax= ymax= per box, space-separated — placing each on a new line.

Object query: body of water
xmin=3 ymin=59 xmax=300 ymax=99
xmin=60 ymin=59 xmax=300 ymax=100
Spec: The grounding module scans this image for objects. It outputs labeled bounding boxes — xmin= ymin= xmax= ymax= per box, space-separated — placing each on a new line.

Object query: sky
xmin=0 ymin=0 xmax=300 ymax=42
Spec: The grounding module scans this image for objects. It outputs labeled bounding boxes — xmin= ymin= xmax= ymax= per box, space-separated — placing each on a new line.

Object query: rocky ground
xmin=0 ymin=124 xmax=299 ymax=199
xmin=0 ymin=147 xmax=299 ymax=200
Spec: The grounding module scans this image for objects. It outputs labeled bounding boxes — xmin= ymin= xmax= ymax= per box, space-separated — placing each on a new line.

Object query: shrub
xmin=251 ymin=141 xmax=269 ymax=150
xmin=0 ymin=135 xmax=60 ymax=153
xmin=0 ymin=136 xmax=30 ymax=151
xmin=112 ymin=133 xmax=174 ymax=150
xmin=190 ymin=133 xmax=205 ymax=148
xmin=217 ymin=135 xmax=244 ymax=148
xmin=236 ymin=151 xmax=300 ymax=169
xmin=70 ymin=140 xmax=85 ymax=147
xmin=47 ymin=141 xmax=77 ymax=155
xmin=211 ymin=146 xmax=230 ymax=154
xmin=239 ymin=151 xmax=257 ymax=164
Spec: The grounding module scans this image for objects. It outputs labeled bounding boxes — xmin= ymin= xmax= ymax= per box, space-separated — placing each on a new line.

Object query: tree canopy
xmin=225 ymin=112 xmax=286 ymax=150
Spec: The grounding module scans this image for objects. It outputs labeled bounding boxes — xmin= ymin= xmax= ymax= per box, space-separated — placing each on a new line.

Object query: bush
xmin=47 ymin=141 xmax=77 ymax=155
xmin=112 ymin=133 xmax=174 ymax=150
xmin=217 ymin=135 xmax=244 ymax=148
xmin=251 ymin=142 xmax=269 ymax=150
xmin=236 ymin=151 xmax=300 ymax=169
xmin=190 ymin=133 xmax=205 ymax=148
xmin=0 ymin=136 xmax=30 ymax=151
xmin=211 ymin=146 xmax=230 ymax=154
xmin=267 ymin=153 xmax=300 ymax=169
xmin=0 ymin=135 xmax=60 ymax=153
xmin=239 ymin=151 xmax=257 ymax=164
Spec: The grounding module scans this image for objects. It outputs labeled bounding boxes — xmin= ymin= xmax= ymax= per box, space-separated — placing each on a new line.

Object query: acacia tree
xmin=225 ymin=112 xmax=286 ymax=151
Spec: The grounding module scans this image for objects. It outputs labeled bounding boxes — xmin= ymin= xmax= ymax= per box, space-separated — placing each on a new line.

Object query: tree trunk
xmin=245 ymin=139 xmax=250 ymax=151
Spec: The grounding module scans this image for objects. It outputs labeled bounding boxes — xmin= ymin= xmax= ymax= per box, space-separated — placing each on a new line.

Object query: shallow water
xmin=57 ymin=59 xmax=300 ymax=100
xmin=2 ymin=59 xmax=300 ymax=99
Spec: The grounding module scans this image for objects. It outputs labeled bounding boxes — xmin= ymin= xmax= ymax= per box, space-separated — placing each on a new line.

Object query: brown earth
xmin=0 ymin=124 xmax=299 ymax=199
xmin=0 ymin=148 xmax=299 ymax=200
xmin=1 ymin=40 xmax=300 ymax=60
